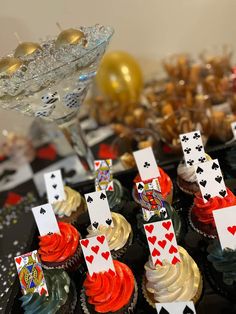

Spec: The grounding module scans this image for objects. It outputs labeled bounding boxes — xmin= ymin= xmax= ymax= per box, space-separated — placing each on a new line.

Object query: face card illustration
xmin=32 ymin=203 xmax=60 ymax=236
xmin=80 ymin=235 xmax=115 ymax=276
xmin=144 ymin=219 xmax=180 ymax=266
xmin=231 ymin=121 xmax=236 ymax=139
xmin=44 ymin=169 xmax=66 ymax=204
xmin=213 ymin=205 xmax=236 ymax=250
xmin=94 ymin=159 xmax=113 ymax=192
xmin=85 ymin=191 xmax=113 ymax=230
xmin=180 ymin=130 xmax=206 ymax=167
xmin=14 ymin=250 xmax=48 ymax=296
xmin=156 ymin=301 xmax=196 ymax=314
xmin=133 ymin=147 xmax=160 ymax=181
xmin=194 ymin=159 xmax=227 ymax=203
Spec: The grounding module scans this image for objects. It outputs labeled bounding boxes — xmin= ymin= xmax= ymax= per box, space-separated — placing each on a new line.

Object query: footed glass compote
xmin=0 ymin=25 xmax=114 ymax=171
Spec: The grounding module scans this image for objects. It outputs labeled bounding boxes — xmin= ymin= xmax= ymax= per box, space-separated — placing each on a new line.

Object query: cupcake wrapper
xmin=111 ymin=231 xmax=133 ymax=260
xmin=176 ymin=177 xmax=197 ymax=195
xmin=59 ymin=280 xmax=78 ymax=314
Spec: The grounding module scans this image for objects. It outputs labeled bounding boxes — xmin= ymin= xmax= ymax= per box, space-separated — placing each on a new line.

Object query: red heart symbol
xmin=227 ymin=226 xmax=236 ymax=235
xmin=101 ymin=251 xmax=110 ymax=260
xmin=169 ymin=245 xmax=178 ymax=254
xmin=145 ymin=224 xmax=154 ymax=234
xmin=95 ymin=162 xmax=100 ymax=167
xmin=86 ymin=255 xmax=94 ymax=264
xmin=162 ymin=221 xmax=171 ymax=230
xmin=37 ymin=144 xmax=57 ymax=161
xmin=155 ymin=259 xmax=163 ymax=266
xmin=148 ymin=236 xmax=157 ymax=245
xmin=15 ymin=257 xmax=22 ymax=264
xmin=97 ymin=235 xmax=105 ymax=244
xmin=4 ymin=192 xmax=22 ymax=206
xmin=152 ymin=248 xmax=160 ymax=257
xmin=158 ymin=240 xmax=167 ymax=249
xmin=40 ymin=287 xmax=47 ymax=295
xmin=91 ymin=245 xmax=99 ymax=254
xmin=172 ymin=256 xmax=181 ymax=265
xmin=165 ymin=232 xmax=174 ymax=242
xmin=81 ymin=239 xmax=89 ymax=248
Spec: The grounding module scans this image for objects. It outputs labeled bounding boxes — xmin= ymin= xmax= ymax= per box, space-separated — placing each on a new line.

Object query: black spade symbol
xmin=40 ymin=208 xmax=46 ymax=215
xmin=93 ymin=222 xmax=99 ymax=229
xmin=106 ymin=218 xmax=112 ymax=226
xmin=183 ymin=305 xmax=194 ymax=314
xmin=54 ymin=195 xmax=59 ymax=200
xmin=100 ymin=193 xmax=106 ymax=200
xmin=51 ymin=174 xmax=55 ymax=178
xmin=215 ymin=176 xmax=222 ymax=183
xmin=204 ymin=193 xmax=211 ymax=201
xmin=52 ymin=184 xmax=57 ymax=189
xmin=159 ymin=307 xmax=170 ymax=314
xmin=212 ymin=162 xmax=219 ymax=170
xmin=200 ymin=180 xmax=207 ymax=187
xmin=87 ymin=196 xmax=93 ymax=203
xmin=219 ymin=189 xmax=227 ymax=197
xmin=138 ymin=183 xmax=143 ymax=190
xmin=196 ymin=166 xmax=203 ymax=174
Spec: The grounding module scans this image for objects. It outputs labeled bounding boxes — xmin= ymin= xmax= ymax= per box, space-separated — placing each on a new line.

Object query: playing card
xmin=94 ymin=159 xmax=113 ymax=192
xmin=231 ymin=121 xmax=236 ymax=139
xmin=156 ymin=301 xmax=196 ymax=314
xmin=14 ymin=250 xmax=48 ymax=296
xmin=213 ymin=205 xmax=236 ymax=250
xmin=180 ymin=131 xmax=206 ymax=167
xmin=80 ymin=235 xmax=115 ymax=276
xmin=133 ymin=147 xmax=160 ymax=181
xmin=44 ymin=170 xmax=66 ymax=204
xmin=32 ymin=203 xmax=60 ymax=236
xmin=144 ymin=219 xmax=180 ymax=266
xmin=194 ymin=159 xmax=227 ymax=203
xmin=85 ymin=190 xmax=113 ymax=230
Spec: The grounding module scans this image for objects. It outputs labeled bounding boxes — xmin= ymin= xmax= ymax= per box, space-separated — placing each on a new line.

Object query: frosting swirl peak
xmin=53 ymin=186 xmax=82 ymax=217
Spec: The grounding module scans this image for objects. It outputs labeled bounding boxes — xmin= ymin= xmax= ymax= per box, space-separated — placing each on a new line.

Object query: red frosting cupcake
xmin=80 ymin=260 xmax=138 ymax=313
xmin=38 ymin=222 xmax=82 ymax=271
xmin=133 ymin=167 xmax=173 ymax=204
xmin=190 ymin=188 xmax=236 ymax=238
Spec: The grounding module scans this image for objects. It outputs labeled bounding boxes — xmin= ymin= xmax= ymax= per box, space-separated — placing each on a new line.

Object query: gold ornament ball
xmin=0 ymin=57 xmax=23 ymax=75
xmin=14 ymin=42 xmax=42 ymax=58
xmin=55 ymin=28 xmax=86 ymax=48
xmin=96 ymin=51 xmax=143 ymax=103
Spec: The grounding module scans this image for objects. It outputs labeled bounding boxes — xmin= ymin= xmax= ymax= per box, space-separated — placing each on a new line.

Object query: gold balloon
xmin=55 ymin=28 xmax=87 ymax=48
xmin=14 ymin=42 xmax=42 ymax=58
xmin=96 ymin=51 xmax=143 ymax=103
xmin=0 ymin=57 xmax=23 ymax=75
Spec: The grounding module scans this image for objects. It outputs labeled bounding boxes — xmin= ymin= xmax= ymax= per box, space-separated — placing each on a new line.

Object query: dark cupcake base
xmin=59 ymin=281 xmax=77 ymax=314
xmin=176 ymin=176 xmax=200 ymax=195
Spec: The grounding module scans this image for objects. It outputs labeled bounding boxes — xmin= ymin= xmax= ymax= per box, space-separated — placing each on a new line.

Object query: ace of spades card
xmin=194 ymin=159 xmax=227 ymax=203
xmin=85 ymin=190 xmax=113 ymax=230
xmin=14 ymin=250 xmax=48 ymax=296
xmin=156 ymin=301 xmax=196 ymax=314
xmin=180 ymin=130 xmax=206 ymax=167
xmin=44 ymin=169 xmax=66 ymax=204
xmin=80 ymin=235 xmax=115 ymax=276
xmin=133 ymin=147 xmax=160 ymax=181
xmin=94 ymin=159 xmax=113 ymax=192
xmin=144 ymin=219 xmax=180 ymax=266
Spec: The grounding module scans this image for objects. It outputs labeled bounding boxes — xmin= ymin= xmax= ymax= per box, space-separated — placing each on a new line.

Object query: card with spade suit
xmin=133 ymin=147 xmax=160 ymax=181
xmin=85 ymin=190 xmax=113 ymax=230
xmin=14 ymin=250 xmax=48 ymax=296
xmin=180 ymin=130 xmax=206 ymax=167
xmin=213 ymin=205 xmax=236 ymax=250
xmin=144 ymin=219 xmax=180 ymax=266
xmin=32 ymin=203 xmax=60 ymax=236
xmin=156 ymin=301 xmax=196 ymax=314
xmin=94 ymin=159 xmax=113 ymax=192
xmin=80 ymin=235 xmax=115 ymax=276
xmin=194 ymin=159 xmax=227 ymax=203
xmin=231 ymin=121 xmax=236 ymax=139
xmin=44 ymin=169 xmax=66 ymax=204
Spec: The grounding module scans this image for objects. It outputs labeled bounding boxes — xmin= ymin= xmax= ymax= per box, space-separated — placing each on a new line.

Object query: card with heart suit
xmin=144 ymin=219 xmax=180 ymax=266
xmin=180 ymin=130 xmax=206 ymax=167
xmin=80 ymin=235 xmax=115 ymax=276
xmin=32 ymin=203 xmax=60 ymax=236
xmin=85 ymin=190 xmax=113 ymax=230
xmin=133 ymin=147 xmax=160 ymax=181
xmin=44 ymin=170 xmax=66 ymax=204
xmin=194 ymin=159 xmax=227 ymax=203
xmin=156 ymin=301 xmax=196 ymax=314
xmin=94 ymin=159 xmax=113 ymax=192
xmin=14 ymin=250 xmax=48 ymax=296
xmin=213 ymin=205 xmax=236 ymax=250
xmin=231 ymin=121 xmax=236 ymax=139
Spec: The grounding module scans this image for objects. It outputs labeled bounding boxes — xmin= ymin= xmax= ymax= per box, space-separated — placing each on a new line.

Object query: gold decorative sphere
xmin=0 ymin=57 xmax=23 ymax=75
xmin=14 ymin=42 xmax=42 ymax=58
xmin=55 ymin=28 xmax=86 ymax=48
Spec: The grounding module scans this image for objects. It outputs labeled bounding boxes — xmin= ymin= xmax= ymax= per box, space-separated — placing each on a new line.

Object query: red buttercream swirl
xmin=38 ymin=222 xmax=79 ymax=263
xmin=192 ymin=188 xmax=236 ymax=226
xmin=84 ymin=260 xmax=135 ymax=313
xmin=134 ymin=166 xmax=172 ymax=199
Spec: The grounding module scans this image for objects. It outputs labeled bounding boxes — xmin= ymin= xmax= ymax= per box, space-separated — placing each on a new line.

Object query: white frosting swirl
xmin=53 ymin=186 xmax=82 ymax=217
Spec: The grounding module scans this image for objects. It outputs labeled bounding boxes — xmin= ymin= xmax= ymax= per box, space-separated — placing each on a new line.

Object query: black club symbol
xmin=193 ymin=132 xmax=200 ymax=139
xmin=198 ymin=157 xmax=206 ymax=163
xmin=181 ymin=135 xmax=189 ymax=142
xmin=184 ymin=147 xmax=191 ymax=154
xmin=144 ymin=162 xmax=150 ymax=168
xmin=195 ymin=145 xmax=203 ymax=152
xmin=187 ymin=159 xmax=194 ymax=166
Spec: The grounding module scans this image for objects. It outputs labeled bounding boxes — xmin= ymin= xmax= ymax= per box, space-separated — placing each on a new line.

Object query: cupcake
xmin=38 ymin=222 xmax=82 ymax=271
xmin=53 ymin=186 xmax=86 ymax=224
xmin=106 ymin=179 xmax=125 ymax=212
xmin=80 ymin=260 xmax=138 ymax=313
xmin=86 ymin=212 xmax=133 ymax=259
xmin=142 ymin=246 xmax=202 ymax=308
xmin=133 ymin=167 xmax=173 ymax=204
xmin=20 ymin=269 xmax=77 ymax=314
xmin=189 ymin=188 xmax=236 ymax=238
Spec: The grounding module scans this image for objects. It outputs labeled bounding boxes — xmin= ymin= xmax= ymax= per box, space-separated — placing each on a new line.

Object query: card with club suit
xmin=94 ymin=159 xmax=113 ymax=192
xmin=133 ymin=147 xmax=160 ymax=181
xmin=156 ymin=301 xmax=196 ymax=314
xmin=44 ymin=169 xmax=66 ymax=204
xmin=80 ymin=235 xmax=115 ymax=276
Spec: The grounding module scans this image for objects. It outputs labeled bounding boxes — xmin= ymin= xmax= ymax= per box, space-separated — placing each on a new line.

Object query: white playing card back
xmin=44 ymin=170 xmax=66 ymax=204
xmin=156 ymin=301 xmax=196 ymax=314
